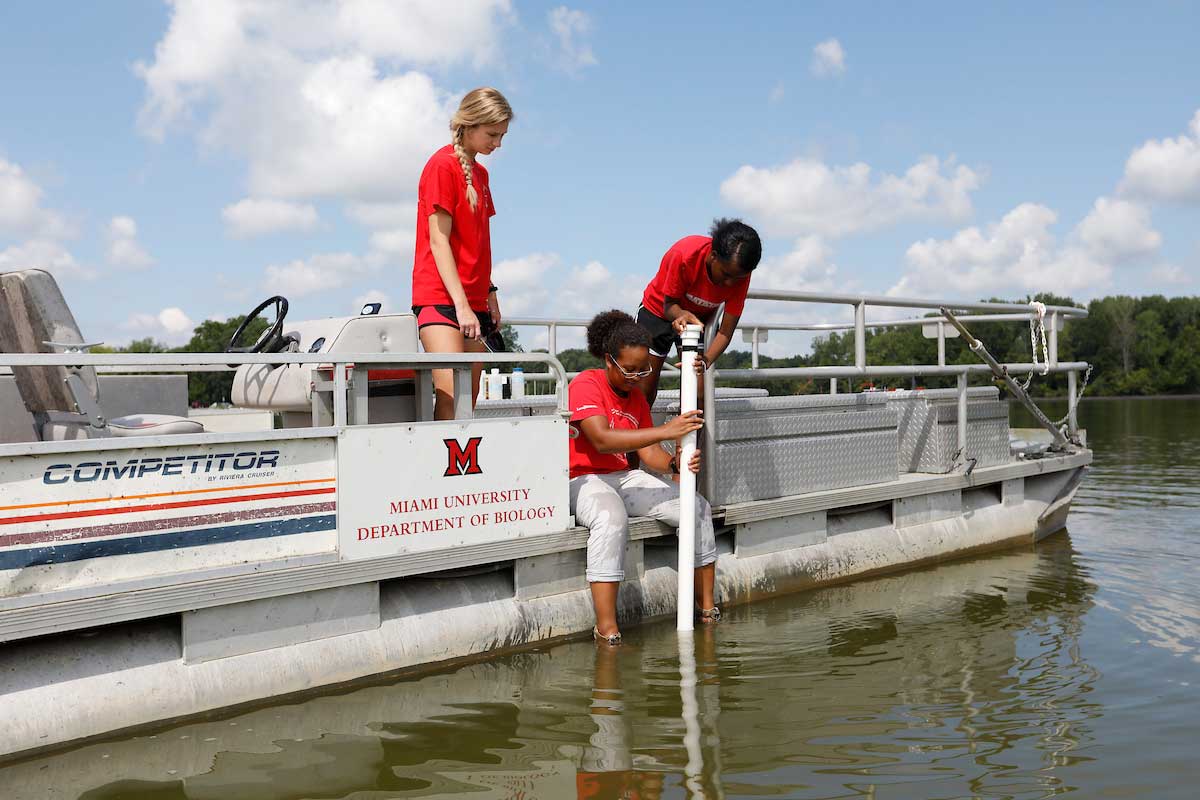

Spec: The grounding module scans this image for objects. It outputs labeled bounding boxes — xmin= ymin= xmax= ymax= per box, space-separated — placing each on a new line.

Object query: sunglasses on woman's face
xmin=607 ymin=354 xmax=653 ymax=380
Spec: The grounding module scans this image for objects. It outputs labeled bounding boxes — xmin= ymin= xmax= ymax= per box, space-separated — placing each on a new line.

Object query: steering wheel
xmin=227 ymin=296 xmax=289 ymax=353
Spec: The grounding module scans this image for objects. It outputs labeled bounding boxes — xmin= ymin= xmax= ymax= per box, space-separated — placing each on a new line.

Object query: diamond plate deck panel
xmin=710 ymin=392 xmax=890 ymax=415
xmin=934 ymin=400 xmax=1009 ymax=422
xmin=716 ymin=408 xmax=896 ymax=441
xmin=713 ymin=428 xmax=898 ymax=505
xmin=652 ymin=387 xmax=766 ymax=413
xmin=888 ymin=391 xmax=1011 ymax=472
xmin=473 ymin=396 xmax=559 ymax=418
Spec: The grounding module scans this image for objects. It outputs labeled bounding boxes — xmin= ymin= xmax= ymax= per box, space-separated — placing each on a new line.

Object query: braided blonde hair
xmin=450 ymin=87 xmax=514 ymax=211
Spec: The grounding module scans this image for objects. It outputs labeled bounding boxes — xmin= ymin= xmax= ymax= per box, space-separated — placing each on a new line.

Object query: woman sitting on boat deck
xmin=568 ymin=310 xmax=719 ymax=645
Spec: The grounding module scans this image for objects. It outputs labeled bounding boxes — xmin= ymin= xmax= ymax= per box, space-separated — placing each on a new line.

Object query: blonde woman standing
xmin=412 ymin=87 xmax=513 ymax=419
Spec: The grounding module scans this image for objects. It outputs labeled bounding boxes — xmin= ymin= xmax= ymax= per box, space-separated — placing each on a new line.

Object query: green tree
xmin=1105 ymin=296 xmax=1138 ymax=375
xmin=124 ymin=337 xmax=170 ymax=353
xmin=91 ymin=337 xmax=169 ymax=354
xmin=553 ymin=347 xmax=602 ymax=373
xmin=1134 ymin=309 xmax=1168 ymax=382
xmin=497 ymin=323 xmax=522 ymax=352
xmin=1163 ymin=324 xmax=1200 ymax=392
xmin=180 ymin=316 xmax=267 ymax=406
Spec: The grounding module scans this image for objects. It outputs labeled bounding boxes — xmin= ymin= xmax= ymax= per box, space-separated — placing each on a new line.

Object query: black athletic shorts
xmin=636 ymin=306 xmax=680 ymax=358
xmin=412 ymin=304 xmax=499 ymax=342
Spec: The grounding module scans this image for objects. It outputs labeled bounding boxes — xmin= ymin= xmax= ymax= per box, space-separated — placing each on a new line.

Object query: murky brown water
xmin=4 ymin=398 xmax=1197 ymax=799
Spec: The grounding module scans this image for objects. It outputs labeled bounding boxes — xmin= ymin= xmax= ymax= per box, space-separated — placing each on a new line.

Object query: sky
xmin=1 ymin=1 xmax=1197 ymax=356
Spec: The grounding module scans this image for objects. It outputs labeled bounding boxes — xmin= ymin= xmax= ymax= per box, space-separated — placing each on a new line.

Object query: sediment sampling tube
xmin=677 ymin=324 xmax=702 ymax=631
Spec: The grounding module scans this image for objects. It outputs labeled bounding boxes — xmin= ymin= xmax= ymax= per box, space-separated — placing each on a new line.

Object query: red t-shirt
xmin=412 ymin=144 xmax=496 ymax=310
xmin=640 ymin=235 xmax=751 ymax=320
xmin=568 ymin=369 xmax=654 ymax=478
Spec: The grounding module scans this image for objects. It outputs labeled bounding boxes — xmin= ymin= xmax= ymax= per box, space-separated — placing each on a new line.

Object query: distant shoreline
xmin=1015 ymin=394 xmax=1200 ymax=402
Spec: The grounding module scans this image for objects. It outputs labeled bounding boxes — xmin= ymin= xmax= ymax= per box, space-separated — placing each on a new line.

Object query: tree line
xmin=97 ymin=293 xmax=1199 ymax=405
xmin=540 ymin=293 xmax=1200 ymax=398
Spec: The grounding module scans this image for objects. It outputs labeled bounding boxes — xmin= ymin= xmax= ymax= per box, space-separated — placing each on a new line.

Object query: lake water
xmin=5 ymin=398 xmax=1198 ymax=799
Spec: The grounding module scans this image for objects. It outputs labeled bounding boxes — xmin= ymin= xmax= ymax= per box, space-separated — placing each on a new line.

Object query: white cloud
xmin=262 ymin=252 xmax=371 ymax=296
xmin=122 ymin=306 xmax=196 ymax=345
xmin=345 ymin=201 xmax=416 ymax=265
xmin=106 ymin=215 xmax=155 ymax=268
xmin=736 ymin=238 xmax=855 ymax=356
xmin=548 ymin=6 xmax=597 ymax=72
xmin=330 ymin=0 xmax=513 ymax=67
xmin=215 ymin=272 xmax=255 ymax=304
xmin=810 ymin=38 xmax=846 ymax=78
xmin=1074 ymin=197 xmax=1161 ymax=262
xmin=0 ymin=238 xmax=93 ymax=280
xmin=135 ymin=1 xmax=513 ymax=202
xmin=345 ymin=201 xmax=414 ymax=229
xmin=755 ymin=235 xmax=841 ymax=292
xmin=889 ymin=203 xmax=1111 ymax=298
xmin=489 ymin=253 xmax=634 ymax=324
xmin=490 ymin=252 xmax=559 ymax=317
xmin=353 ymin=288 xmax=391 ymax=312
xmin=222 ymin=198 xmax=319 ymax=237
xmin=768 ymin=82 xmax=785 ymax=104
xmin=1151 ymin=264 xmax=1190 ymax=285
xmin=367 ymin=228 xmax=416 ymax=266
xmin=0 ymin=157 xmax=71 ymax=238
xmin=506 ymin=258 xmax=629 ymax=353
xmin=1120 ymin=109 xmax=1200 ymax=203
xmin=561 ymin=260 xmax=638 ymax=317
xmin=721 ymin=155 xmax=982 ymax=238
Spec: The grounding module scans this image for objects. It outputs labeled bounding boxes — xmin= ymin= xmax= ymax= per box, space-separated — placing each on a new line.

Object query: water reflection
xmin=1020 ymin=398 xmax=1200 ymax=663
xmin=4 ymin=535 xmax=1101 ymax=800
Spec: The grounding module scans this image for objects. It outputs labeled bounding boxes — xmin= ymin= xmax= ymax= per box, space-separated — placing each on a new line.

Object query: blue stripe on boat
xmin=0 ymin=514 xmax=337 ymax=570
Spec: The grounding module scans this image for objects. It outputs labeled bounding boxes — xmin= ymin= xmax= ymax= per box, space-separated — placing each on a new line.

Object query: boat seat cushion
xmin=108 ymin=414 xmax=205 ymax=437
xmin=41 ymin=413 xmax=204 ymax=441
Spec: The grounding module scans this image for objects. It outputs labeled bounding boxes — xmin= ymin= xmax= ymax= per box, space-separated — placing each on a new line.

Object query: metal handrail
xmin=4 ymin=287 xmax=1089 ymax=473
xmin=0 ymin=351 xmax=573 ymax=419
xmin=508 ymin=292 xmax=1087 ymax=384
xmin=742 ymin=288 xmax=1087 ymax=316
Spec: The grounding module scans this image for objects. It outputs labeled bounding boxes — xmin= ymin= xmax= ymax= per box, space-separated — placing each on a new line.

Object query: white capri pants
xmin=569 ymin=469 xmax=717 ymax=583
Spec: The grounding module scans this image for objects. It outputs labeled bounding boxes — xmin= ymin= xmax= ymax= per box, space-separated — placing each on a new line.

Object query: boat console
xmin=229 ymin=296 xmax=422 ymax=427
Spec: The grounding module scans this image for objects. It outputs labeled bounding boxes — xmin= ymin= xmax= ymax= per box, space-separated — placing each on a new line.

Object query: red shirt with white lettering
xmin=640 ymin=235 xmax=751 ymax=321
xmin=412 ymin=145 xmax=496 ymax=310
xmin=568 ymin=369 xmax=654 ymax=478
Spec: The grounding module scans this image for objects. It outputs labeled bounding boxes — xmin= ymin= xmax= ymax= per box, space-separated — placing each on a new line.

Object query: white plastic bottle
xmin=487 ymin=368 xmax=505 ymax=401
xmin=510 ymin=367 xmax=525 ymax=399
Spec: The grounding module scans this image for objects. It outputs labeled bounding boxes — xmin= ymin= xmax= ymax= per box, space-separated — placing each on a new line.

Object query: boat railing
xmin=505 ymin=290 xmax=1091 ymax=499
xmin=0 ymin=351 xmax=570 ymax=457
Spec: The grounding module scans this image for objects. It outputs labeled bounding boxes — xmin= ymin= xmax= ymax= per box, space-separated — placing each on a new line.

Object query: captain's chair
xmin=0 ymin=269 xmax=203 ymax=441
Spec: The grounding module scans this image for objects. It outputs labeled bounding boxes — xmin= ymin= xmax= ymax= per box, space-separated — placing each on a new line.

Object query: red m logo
xmin=443 ymin=437 xmax=483 ymax=477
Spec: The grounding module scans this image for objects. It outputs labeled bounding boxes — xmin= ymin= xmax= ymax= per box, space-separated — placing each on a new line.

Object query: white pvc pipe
xmin=676 ymin=324 xmax=702 ymax=632
xmin=678 ymin=629 xmax=704 ymax=791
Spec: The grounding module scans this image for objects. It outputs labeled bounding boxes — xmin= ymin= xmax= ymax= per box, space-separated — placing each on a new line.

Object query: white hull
xmin=0 ymin=451 xmax=1087 ymax=761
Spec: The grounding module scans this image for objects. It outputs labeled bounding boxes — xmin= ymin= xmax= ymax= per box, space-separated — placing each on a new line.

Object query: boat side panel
xmin=0 ymin=438 xmax=337 ymax=598
xmin=337 ymin=417 xmax=569 ymax=560
xmin=0 ymin=465 xmax=1087 ymax=761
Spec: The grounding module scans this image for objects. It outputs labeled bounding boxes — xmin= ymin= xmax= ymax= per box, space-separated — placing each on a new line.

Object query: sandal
xmin=696 ymin=606 xmax=721 ymax=623
xmin=593 ymin=626 xmax=622 ymax=646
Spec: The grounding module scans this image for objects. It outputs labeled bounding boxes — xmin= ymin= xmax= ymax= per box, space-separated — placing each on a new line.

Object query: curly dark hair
xmin=710 ymin=217 xmax=762 ymax=273
xmin=585 ymin=309 xmax=652 ymax=360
